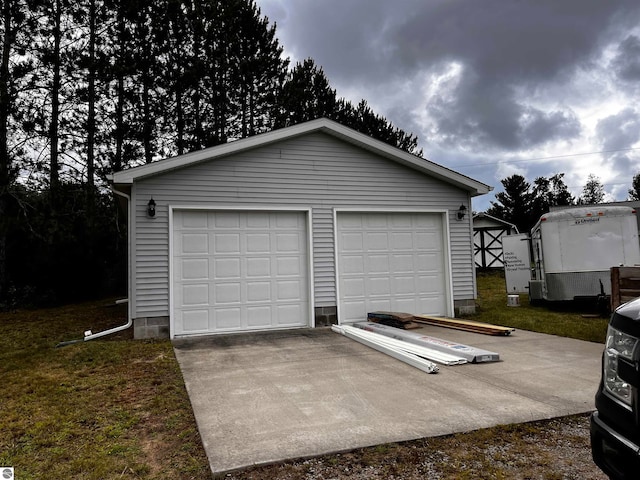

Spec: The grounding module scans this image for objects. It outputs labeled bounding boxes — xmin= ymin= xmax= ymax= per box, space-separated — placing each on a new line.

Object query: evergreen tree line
xmin=0 ymin=0 xmax=421 ymax=307
xmin=486 ymin=172 xmax=640 ymax=234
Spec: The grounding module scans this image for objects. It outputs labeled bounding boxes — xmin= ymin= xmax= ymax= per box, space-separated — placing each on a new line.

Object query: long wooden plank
xmin=412 ymin=315 xmax=515 ymax=336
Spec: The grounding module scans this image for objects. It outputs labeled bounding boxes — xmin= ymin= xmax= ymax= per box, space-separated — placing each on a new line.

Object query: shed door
xmin=337 ymin=212 xmax=448 ymax=323
xmin=173 ymin=210 xmax=309 ymax=336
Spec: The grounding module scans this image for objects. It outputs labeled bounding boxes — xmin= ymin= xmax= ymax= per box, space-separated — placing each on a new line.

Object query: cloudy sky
xmin=255 ymin=0 xmax=640 ymax=211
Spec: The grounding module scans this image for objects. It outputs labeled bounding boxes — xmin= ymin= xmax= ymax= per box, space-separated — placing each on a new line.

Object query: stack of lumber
xmin=412 ymin=315 xmax=515 ymax=336
xmin=367 ymin=311 xmax=420 ymax=329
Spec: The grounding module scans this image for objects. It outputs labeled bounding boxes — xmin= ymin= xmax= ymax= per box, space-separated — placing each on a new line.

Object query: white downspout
xmin=84 ymin=186 xmax=133 ymax=341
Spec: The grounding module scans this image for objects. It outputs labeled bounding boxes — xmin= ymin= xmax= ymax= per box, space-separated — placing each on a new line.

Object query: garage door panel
xmin=247 ymin=234 xmax=270 ymax=252
xmin=369 ymin=277 xmax=390 ymax=295
xmin=277 ymin=304 xmax=305 ymax=325
xmin=421 ymin=274 xmax=443 ymax=292
xmin=182 ymin=310 xmax=209 ymax=331
xmin=247 ymin=306 xmax=272 ymax=327
xmin=213 ymin=211 xmax=240 ymax=228
xmin=181 ymin=258 xmax=209 ymax=280
xmin=342 ymin=277 xmax=365 ymax=297
xmin=276 ymin=233 xmax=303 ymax=252
xmin=182 ymin=234 xmax=208 ymax=254
xmin=366 ymin=232 xmax=389 ymax=250
xmin=368 ymin=299 xmax=392 ymax=311
xmin=337 ymin=212 xmax=448 ymax=323
xmin=214 ymin=282 xmax=241 ymax=304
xmin=389 ymin=215 xmax=412 ymax=228
xmin=393 ymin=276 xmax=416 ymax=294
xmin=394 ymin=297 xmax=418 ymax=312
xmin=343 ymin=300 xmax=367 ymax=319
xmin=277 ymin=280 xmax=303 ymax=300
xmin=275 ymin=211 xmax=303 ymax=228
xmin=276 ymin=256 xmax=300 ymax=275
xmin=341 ymin=255 xmax=364 ymax=274
xmin=182 ymin=211 xmax=208 ymax=228
xmin=390 ymin=232 xmax=413 ymax=250
xmin=368 ymin=255 xmax=389 ymax=273
xmin=215 ymin=308 xmax=242 ymax=330
xmin=414 ymin=215 xmax=439 ymax=228
xmin=416 ymin=253 xmax=438 ymax=270
xmin=214 ymin=257 xmax=241 ymax=278
xmin=246 ymin=281 xmax=271 ymax=302
xmin=246 ymin=212 xmax=269 ymax=228
xmin=174 ymin=209 xmax=309 ymax=336
xmin=182 ymin=284 xmax=209 ymax=305
xmin=214 ymin=234 xmax=240 ymax=253
xmin=416 ymin=232 xmax=439 ymax=248
xmin=247 ymin=257 xmax=271 ymax=277
xmin=341 ymin=233 xmax=364 ymax=251
xmin=391 ymin=254 xmax=413 ymax=273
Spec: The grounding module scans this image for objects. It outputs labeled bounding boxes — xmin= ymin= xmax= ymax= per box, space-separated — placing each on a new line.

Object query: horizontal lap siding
xmin=132 ymin=132 xmax=473 ymax=317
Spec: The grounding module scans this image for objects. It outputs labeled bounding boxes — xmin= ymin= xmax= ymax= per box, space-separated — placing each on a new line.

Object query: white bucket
xmin=507 ymin=294 xmax=520 ymax=307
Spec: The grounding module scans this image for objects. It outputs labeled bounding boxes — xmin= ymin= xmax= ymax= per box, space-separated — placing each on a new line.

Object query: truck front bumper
xmin=591 ymin=411 xmax=640 ymax=479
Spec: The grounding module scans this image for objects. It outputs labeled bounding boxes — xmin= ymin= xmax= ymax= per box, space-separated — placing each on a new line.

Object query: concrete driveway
xmin=173 ymin=324 xmax=604 ymax=474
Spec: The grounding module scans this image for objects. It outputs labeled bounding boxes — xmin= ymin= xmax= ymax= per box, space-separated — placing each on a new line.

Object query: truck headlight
xmin=604 ymin=326 xmax=638 ymax=408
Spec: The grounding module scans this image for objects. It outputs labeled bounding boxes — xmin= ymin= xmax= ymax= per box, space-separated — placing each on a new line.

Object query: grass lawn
xmin=0 ymin=299 xmax=211 ymax=479
xmin=470 ymin=270 xmax=609 ymax=344
xmin=1 ymin=272 xmax=609 ymax=478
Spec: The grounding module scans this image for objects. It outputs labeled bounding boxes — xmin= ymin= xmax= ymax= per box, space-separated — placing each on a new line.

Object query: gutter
xmin=57 ymin=187 xmax=133 ymax=347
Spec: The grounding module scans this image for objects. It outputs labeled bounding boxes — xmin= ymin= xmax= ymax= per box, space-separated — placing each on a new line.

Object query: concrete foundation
xmin=454 ymin=298 xmax=477 ymax=316
xmin=134 ymin=316 xmax=170 ymax=339
xmin=314 ymin=306 xmax=338 ymax=326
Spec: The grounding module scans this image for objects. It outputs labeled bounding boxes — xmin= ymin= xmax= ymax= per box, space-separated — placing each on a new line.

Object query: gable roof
xmin=472 ymin=212 xmax=519 ymax=232
xmin=110 ymin=117 xmax=492 ymax=197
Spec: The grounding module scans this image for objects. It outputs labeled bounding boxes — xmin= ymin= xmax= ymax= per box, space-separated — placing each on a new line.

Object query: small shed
xmin=473 ymin=213 xmax=519 ymax=269
xmin=110 ymin=118 xmax=491 ymax=339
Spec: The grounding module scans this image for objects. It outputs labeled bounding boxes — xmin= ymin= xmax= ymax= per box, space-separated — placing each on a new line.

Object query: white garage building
xmin=110 ymin=118 xmax=491 ymax=339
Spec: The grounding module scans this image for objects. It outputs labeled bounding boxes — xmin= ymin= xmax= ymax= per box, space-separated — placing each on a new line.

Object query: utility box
xmin=529 ymin=206 xmax=640 ymax=304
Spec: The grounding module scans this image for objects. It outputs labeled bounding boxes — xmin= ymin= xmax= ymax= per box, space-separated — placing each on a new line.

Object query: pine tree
xmin=531 ymin=173 xmax=574 ymax=220
xmin=275 ymin=58 xmax=336 ymax=128
xmin=0 ymin=0 xmax=36 ymax=302
xmin=578 ymin=174 xmax=605 ymax=205
xmin=486 ymin=174 xmax=536 ymax=233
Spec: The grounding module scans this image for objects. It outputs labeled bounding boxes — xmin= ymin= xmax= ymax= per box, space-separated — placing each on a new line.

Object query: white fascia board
xmin=110 ymin=118 xmax=492 ymax=196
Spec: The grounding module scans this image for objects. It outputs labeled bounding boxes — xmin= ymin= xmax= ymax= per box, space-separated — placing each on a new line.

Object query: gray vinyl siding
xmin=131 ymin=132 xmax=473 ymax=318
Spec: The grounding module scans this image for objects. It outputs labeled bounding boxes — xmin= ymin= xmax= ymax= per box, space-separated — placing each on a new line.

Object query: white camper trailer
xmin=529 ymin=206 xmax=640 ymax=304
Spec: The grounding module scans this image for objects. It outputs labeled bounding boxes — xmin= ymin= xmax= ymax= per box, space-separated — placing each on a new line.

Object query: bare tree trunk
xmin=87 ymin=0 xmax=96 ymax=190
xmin=113 ymin=3 xmax=125 ymax=173
xmin=0 ymin=0 xmax=12 ymax=302
xmin=49 ymin=0 xmax=62 ymax=207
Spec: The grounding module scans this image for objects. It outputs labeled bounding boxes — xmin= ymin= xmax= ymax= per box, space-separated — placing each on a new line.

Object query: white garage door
xmin=337 ymin=212 xmax=449 ymax=323
xmin=173 ymin=210 xmax=310 ymax=336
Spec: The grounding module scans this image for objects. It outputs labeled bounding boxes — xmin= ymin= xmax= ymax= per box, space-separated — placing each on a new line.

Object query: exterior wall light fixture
xmin=457 ymin=204 xmax=467 ymax=220
xmin=147 ymin=198 xmax=156 ymax=218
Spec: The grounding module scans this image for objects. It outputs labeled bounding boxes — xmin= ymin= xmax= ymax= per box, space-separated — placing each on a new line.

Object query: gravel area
xmin=223 ymin=414 xmax=608 ymax=480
